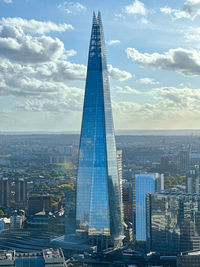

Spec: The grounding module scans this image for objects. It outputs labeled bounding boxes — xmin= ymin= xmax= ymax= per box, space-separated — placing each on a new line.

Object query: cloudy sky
xmin=1 ymin=0 xmax=200 ymax=131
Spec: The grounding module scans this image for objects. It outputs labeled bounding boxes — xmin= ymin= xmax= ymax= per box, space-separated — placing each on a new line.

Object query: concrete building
xmin=187 ymin=165 xmax=199 ymax=194
xmin=177 ymin=250 xmax=200 ymax=267
xmin=15 ymin=178 xmax=27 ymax=208
xmin=10 ymin=214 xmax=23 ymax=229
xmin=0 ymin=249 xmax=66 ymax=266
xmin=0 ymin=177 xmax=11 ymax=208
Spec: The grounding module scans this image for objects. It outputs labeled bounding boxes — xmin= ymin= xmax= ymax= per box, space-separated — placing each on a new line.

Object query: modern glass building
xmin=146 ymin=192 xmax=200 ymax=255
xmin=75 ymin=12 xmax=124 ymax=248
xmin=133 ymin=174 xmax=155 ymax=241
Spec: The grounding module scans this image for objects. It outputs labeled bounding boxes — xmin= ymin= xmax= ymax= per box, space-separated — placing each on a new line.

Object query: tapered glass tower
xmin=76 ymin=12 xmax=124 ymax=248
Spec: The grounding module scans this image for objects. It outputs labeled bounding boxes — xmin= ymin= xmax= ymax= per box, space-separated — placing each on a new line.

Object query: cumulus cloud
xmin=0 ymin=17 xmax=73 ymax=34
xmin=124 ymin=0 xmax=146 ymax=16
xmin=137 ymin=78 xmax=159 ymax=85
xmin=57 ymin=1 xmax=86 ymax=14
xmin=108 ymin=64 xmax=132 ymax=81
xmin=161 ymin=0 xmax=200 ymax=20
xmin=113 ymin=86 xmax=200 ymax=130
xmin=116 ymin=86 xmax=140 ymax=94
xmin=106 ymin=40 xmax=120 ymax=46
xmin=0 ymin=17 xmax=74 ymax=63
xmin=126 ymin=47 xmax=200 ymax=76
xmin=16 ymin=85 xmax=83 ymax=113
xmin=185 ymin=26 xmax=200 ymax=42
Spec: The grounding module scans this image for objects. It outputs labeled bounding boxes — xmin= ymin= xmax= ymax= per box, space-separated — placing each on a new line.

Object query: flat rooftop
xmin=0 ymin=250 xmax=14 ymax=261
xmin=43 ymin=248 xmax=63 ymax=259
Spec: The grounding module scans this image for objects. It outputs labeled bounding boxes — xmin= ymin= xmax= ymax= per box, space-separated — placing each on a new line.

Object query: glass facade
xmin=146 ymin=193 xmax=200 ymax=255
xmin=76 ymin=12 xmax=123 ymax=246
xmin=133 ymin=174 xmax=155 ymax=241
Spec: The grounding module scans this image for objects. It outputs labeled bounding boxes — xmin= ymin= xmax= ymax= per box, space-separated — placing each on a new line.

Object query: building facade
xmin=15 ymin=178 xmax=27 ymax=208
xmin=75 ymin=12 xmax=124 ymax=249
xmin=146 ymin=193 xmax=200 ymax=255
xmin=0 ymin=177 xmax=11 ymax=208
xmin=0 ymin=249 xmax=66 ymax=266
xmin=186 ymin=165 xmax=199 ymax=194
xmin=133 ymin=174 xmax=155 ymax=241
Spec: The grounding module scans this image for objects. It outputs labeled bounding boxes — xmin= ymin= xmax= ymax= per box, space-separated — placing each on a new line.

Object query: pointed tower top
xmin=97 ymin=11 xmax=102 ymax=25
xmin=92 ymin=11 xmax=97 ymax=25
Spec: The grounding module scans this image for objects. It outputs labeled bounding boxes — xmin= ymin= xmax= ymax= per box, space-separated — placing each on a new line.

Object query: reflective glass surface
xmin=146 ymin=193 xmax=200 ymax=254
xmin=134 ymin=174 xmax=155 ymax=241
xmin=76 ymin=12 xmax=123 ymax=242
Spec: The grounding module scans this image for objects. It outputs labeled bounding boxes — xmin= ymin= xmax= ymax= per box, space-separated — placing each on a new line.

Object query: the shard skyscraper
xmin=76 ymin=12 xmax=124 ymax=249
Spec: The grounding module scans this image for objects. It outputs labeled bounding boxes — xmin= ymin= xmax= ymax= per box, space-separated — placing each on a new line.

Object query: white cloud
xmin=185 ymin=26 xmax=200 ymax=42
xmin=2 ymin=0 xmax=12 ymax=3
xmin=113 ymin=87 xmax=200 ymax=130
xmin=160 ymin=7 xmax=172 ymax=15
xmin=106 ymin=40 xmax=120 ymax=46
xmin=160 ymin=0 xmax=200 ymax=20
xmin=0 ymin=18 xmax=74 ymax=63
xmin=140 ymin=18 xmax=148 ymax=24
xmin=108 ymin=64 xmax=132 ymax=81
xmin=126 ymin=47 xmax=200 ymax=76
xmin=57 ymin=1 xmax=86 ymax=14
xmin=0 ymin=17 xmax=73 ymax=34
xmin=0 ymin=28 xmax=64 ymax=63
xmin=15 ymin=85 xmax=83 ymax=113
xmin=116 ymin=86 xmax=140 ymax=94
xmin=124 ymin=0 xmax=146 ymax=16
xmin=137 ymin=78 xmax=159 ymax=85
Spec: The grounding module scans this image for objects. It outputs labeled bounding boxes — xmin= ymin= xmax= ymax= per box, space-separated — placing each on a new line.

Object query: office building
xmin=155 ymin=173 xmax=164 ymax=193
xmin=146 ymin=193 xmax=200 ymax=255
xmin=52 ymin=12 xmax=124 ymax=252
xmin=75 ymin=12 xmax=123 ymax=249
xmin=187 ymin=165 xmax=199 ymax=194
xmin=0 ymin=177 xmax=11 ymax=208
xmin=0 ymin=249 xmax=66 ymax=266
xmin=10 ymin=214 xmax=23 ymax=229
xmin=65 ymin=187 xmax=76 ymax=235
xmin=178 ymin=150 xmax=189 ymax=172
xmin=177 ymin=250 xmax=200 ymax=267
xmin=122 ymin=180 xmax=132 ymax=224
xmin=15 ymin=178 xmax=27 ymax=208
xmin=133 ymin=174 xmax=155 ymax=241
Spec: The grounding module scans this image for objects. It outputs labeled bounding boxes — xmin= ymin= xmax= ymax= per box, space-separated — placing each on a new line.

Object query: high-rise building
xmin=146 ymin=192 xmax=200 ymax=255
xmin=122 ymin=180 xmax=132 ymax=224
xmin=75 ymin=12 xmax=123 ymax=249
xmin=155 ymin=173 xmax=164 ymax=193
xmin=186 ymin=165 xmax=199 ymax=194
xmin=65 ymin=187 xmax=76 ymax=235
xmin=133 ymin=174 xmax=155 ymax=241
xmin=15 ymin=178 xmax=27 ymax=208
xmin=0 ymin=177 xmax=11 ymax=208
xmin=178 ymin=150 xmax=190 ymax=172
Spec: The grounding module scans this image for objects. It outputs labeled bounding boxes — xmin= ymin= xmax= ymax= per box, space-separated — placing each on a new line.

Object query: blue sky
xmin=1 ymin=0 xmax=200 ymax=131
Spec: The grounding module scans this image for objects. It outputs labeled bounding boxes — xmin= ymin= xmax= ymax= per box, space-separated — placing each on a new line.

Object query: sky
xmin=1 ymin=0 xmax=200 ymax=131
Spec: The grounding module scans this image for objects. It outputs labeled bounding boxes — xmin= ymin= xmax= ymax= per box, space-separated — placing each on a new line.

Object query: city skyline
xmin=1 ymin=0 xmax=200 ymax=131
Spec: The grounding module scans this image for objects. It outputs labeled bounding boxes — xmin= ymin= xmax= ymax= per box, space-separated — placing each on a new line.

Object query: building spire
xmin=97 ymin=11 xmax=102 ymax=25
xmin=92 ymin=11 xmax=97 ymax=25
